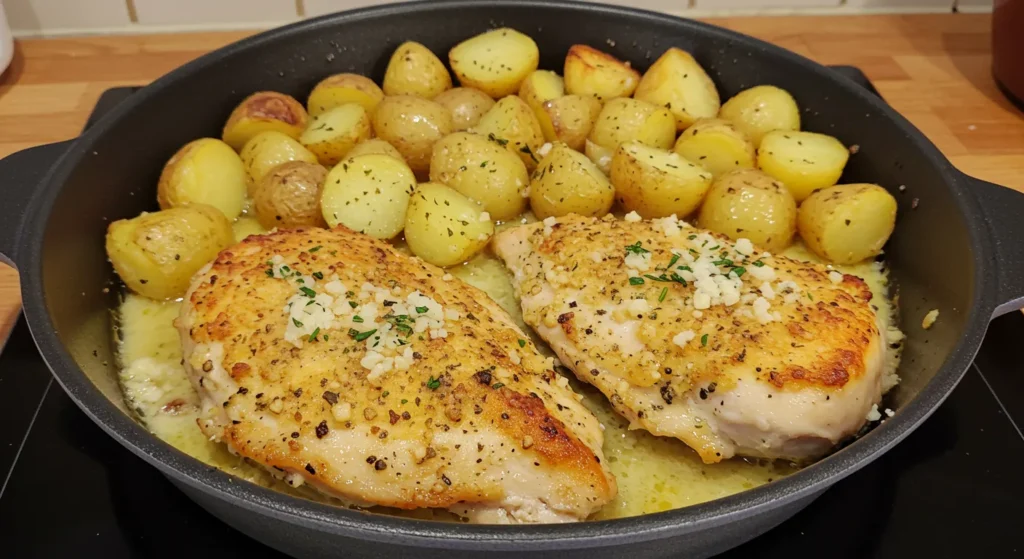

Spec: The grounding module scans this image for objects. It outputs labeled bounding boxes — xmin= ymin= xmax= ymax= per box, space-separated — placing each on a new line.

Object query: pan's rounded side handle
xmin=0 ymin=141 xmax=73 ymax=268
xmin=962 ymin=173 xmax=1024 ymax=318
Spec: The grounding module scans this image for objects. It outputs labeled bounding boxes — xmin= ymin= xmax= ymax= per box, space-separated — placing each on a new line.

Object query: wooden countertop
xmin=0 ymin=13 xmax=1021 ymax=341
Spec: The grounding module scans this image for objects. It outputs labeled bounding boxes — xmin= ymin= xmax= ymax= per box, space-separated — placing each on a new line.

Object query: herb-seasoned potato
xmin=383 ymin=41 xmax=452 ymax=99
xmin=563 ymin=44 xmax=640 ymax=101
xmin=253 ymin=161 xmax=328 ymax=229
xmin=697 ymin=169 xmax=797 ymax=253
xmin=798 ymin=183 xmax=897 ymax=264
xmin=634 ymin=47 xmax=720 ymax=130
xmin=320 ymin=154 xmax=416 ymax=239
xmin=539 ymin=94 xmax=602 ymax=150
xmin=105 ymin=204 xmax=234 ymax=300
xmin=240 ymin=131 xmax=319 ymax=195
xmin=672 ymin=118 xmax=756 ymax=178
xmin=449 ymin=28 xmax=539 ymax=98
xmin=429 ymin=132 xmax=528 ymax=221
xmin=530 ymin=143 xmax=614 ymax=219
xmin=471 ymin=95 xmax=545 ymax=170
xmin=519 ymin=70 xmax=565 ymax=113
xmin=719 ymin=85 xmax=800 ymax=146
xmin=587 ymin=97 xmax=676 ymax=173
xmin=299 ymin=104 xmax=372 ymax=166
xmin=222 ymin=91 xmax=308 ymax=151
xmin=306 ymin=73 xmax=385 ymax=117
xmin=758 ymin=130 xmax=849 ymax=202
xmin=611 ymin=142 xmax=713 ymax=219
xmin=371 ymin=95 xmax=454 ymax=176
xmin=405 ymin=182 xmax=495 ymax=267
xmin=346 ymin=138 xmax=404 ymax=161
xmin=232 ymin=216 xmax=268 ymax=243
xmin=433 ymin=87 xmax=495 ymax=132
xmin=157 ymin=138 xmax=247 ymax=220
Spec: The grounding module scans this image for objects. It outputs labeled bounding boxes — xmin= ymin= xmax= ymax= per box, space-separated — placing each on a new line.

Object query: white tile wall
xmin=133 ymin=0 xmax=298 ymax=26
xmin=303 ymin=0 xmax=405 ymax=17
xmin=955 ymin=0 xmax=993 ymax=13
xmin=845 ymin=0 xmax=957 ymax=11
xmin=4 ymin=0 xmax=130 ymax=33
xmin=693 ymin=0 xmax=841 ymax=9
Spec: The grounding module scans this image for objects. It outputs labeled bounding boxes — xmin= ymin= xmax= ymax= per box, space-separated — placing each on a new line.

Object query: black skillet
xmin=1 ymin=1 xmax=1022 ymax=557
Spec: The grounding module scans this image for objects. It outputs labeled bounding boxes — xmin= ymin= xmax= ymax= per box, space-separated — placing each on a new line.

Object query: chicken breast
xmin=177 ymin=226 xmax=615 ymax=523
xmin=493 ymin=214 xmax=885 ymax=464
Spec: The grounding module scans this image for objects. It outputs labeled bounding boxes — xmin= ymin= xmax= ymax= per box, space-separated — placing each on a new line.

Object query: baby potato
xmin=429 ymin=132 xmax=528 ymax=221
xmin=719 ymin=85 xmax=800 ymax=146
xmin=222 ymin=91 xmax=308 ymax=151
xmin=157 ymin=138 xmax=247 ymax=220
xmin=371 ymin=95 xmax=454 ymax=176
xmin=299 ymin=104 xmax=372 ymax=166
xmin=405 ymin=182 xmax=495 ymax=267
xmin=697 ymin=169 xmax=797 ymax=253
xmin=587 ymin=97 xmax=676 ymax=173
xmin=346 ymin=138 xmax=404 ymax=161
xmin=634 ymin=47 xmax=720 ymax=130
xmin=383 ymin=41 xmax=452 ymax=99
xmin=539 ymin=94 xmax=602 ymax=151
xmin=306 ymin=73 xmax=385 ymax=117
xmin=672 ymin=118 xmax=756 ymax=178
xmin=519 ymin=70 xmax=565 ymax=112
xmin=240 ymin=130 xmax=319 ymax=195
xmin=105 ymin=204 xmax=234 ymax=300
xmin=798 ymin=183 xmax=897 ymax=264
xmin=449 ymin=28 xmax=539 ymax=98
xmin=232 ymin=216 xmax=268 ymax=243
xmin=253 ymin=161 xmax=328 ymax=229
xmin=471 ymin=95 xmax=545 ymax=170
xmin=758 ymin=130 xmax=849 ymax=202
xmin=530 ymin=143 xmax=614 ymax=219
xmin=433 ymin=87 xmax=496 ymax=132
xmin=611 ymin=142 xmax=713 ymax=219
xmin=563 ymin=44 xmax=640 ymax=101
xmin=321 ymin=154 xmax=416 ymax=239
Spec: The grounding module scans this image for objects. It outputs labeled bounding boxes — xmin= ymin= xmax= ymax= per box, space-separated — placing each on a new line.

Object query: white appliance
xmin=0 ymin=2 xmax=12 ymax=76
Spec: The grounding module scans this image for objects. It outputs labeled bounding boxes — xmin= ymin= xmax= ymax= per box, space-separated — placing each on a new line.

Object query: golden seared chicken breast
xmin=493 ymin=214 xmax=885 ymax=464
xmin=177 ymin=226 xmax=615 ymax=523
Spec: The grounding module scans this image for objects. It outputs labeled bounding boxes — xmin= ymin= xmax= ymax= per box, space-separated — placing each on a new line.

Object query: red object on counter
xmin=994 ymin=0 xmax=1024 ymax=109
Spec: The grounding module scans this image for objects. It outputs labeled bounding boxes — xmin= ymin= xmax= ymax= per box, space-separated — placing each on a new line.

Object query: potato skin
xmin=697 ymin=169 xmax=797 ymax=253
xmin=429 ymin=132 xmax=528 ymax=221
xmin=611 ymin=142 xmax=713 ymax=219
xmin=433 ymin=87 xmax=496 ymax=132
xmin=405 ymin=182 xmax=495 ymax=267
xmin=105 ymin=204 xmax=234 ymax=300
xmin=530 ymin=143 xmax=614 ymax=219
xmin=798 ymin=183 xmax=897 ymax=264
xmin=299 ymin=103 xmax=372 ymax=166
xmin=758 ymin=130 xmax=849 ymax=202
xmin=587 ymin=97 xmax=676 ymax=173
xmin=634 ymin=47 xmax=720 ymax=130
xmin=383 ymin=41 xmax=452 ymax=99
xmin=222 ymin=91 xmax=308 ymax=151
xmin=449 ymin=28 xmax=539 ymax=98
xmin=320 ymin=154 xmax=417 ymax=239
xmin=563 ymin=44 xmax=640 ymax=101
xmin=240 ymin=130 xmax=319 ymax=195
xmin=306 ymin=73 xmax=385 ymax=117
xmin=719 ymin=85 xmax=800 ymax=146
xmin=371 ymin=95 xmax=454 ymax=176
xmin=672 ymin=118 xmax=756 ymax=178
xmin=346 ymin=138 xmax=405 ymax=161
xmin=252 ymin=161 xmax=328 ymax=229
xmin=157 ymin=138 xmax=247 ymax=220
xmin=471 ymin=95 xmax=545 ymax=170
xmin=539 ymin=94 xmax=602 ymax=150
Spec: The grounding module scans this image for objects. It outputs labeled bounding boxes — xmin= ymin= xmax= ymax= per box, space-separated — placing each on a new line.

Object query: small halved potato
xmin=346 ymin=138 xmax=405 ymax=161
xmin=433 ymin=87 xmax=496 ymax=132
xmin=240 ymin=131 xmax=319 ymax=195
xmin=530 ymin=143 xmax=614 ymax=219
xmin=299 ymin=104 xmax=372 ymax=166
xmin=306 ymin=73 xmax=385 ymax=117
xmin=371 ymin=95 xmax=454 ymax=176
xmin=252 ymin=161 xmax=328 ymax=229
xmin=563 ymin=44 xmax=640 ymax=101
xmin=222 ymin=91 xmax=308 ymax=151
xmin=697 ymin=169 xmax=797 ymax=253
xmin=798 ymin=183 xmax=897 ymax=264
xmin=539 ymin=94 xmax=602 ymax=151
xmin=519 ymin=70 xmax=565 ymax=112
xmin=232 ymin=216 xmax=268 ymax=243
xmin=758 ymin=130 xmax=849 ymax=202
xmin=634 ymin=47 xmax=720 ymax=130
xmin=321 ymin=154 xmax=416 ymax=239
xmin=405 ymin=182 xmax=495 ymax=267
xmin=672 ymin=118 xmax=756 ymax=178
xmin=157 ymin=138 xmax=247 ymax=220
xmin=429 ymin=132 xmax=528 ymax=221
xmin=719 ymin=85 xmax=800 ymax=146
xmin=587 ymin=97 xmax=676 ymax=173
xmin=449 ymin=28 xmax=539 ymax=98
xmin=471 ymin=95 xmax=545 ymax=170
xmin=383 ymin=41 xmax=452 ymax=99
xmin=611 ymin=142 xmax=713 ymax=219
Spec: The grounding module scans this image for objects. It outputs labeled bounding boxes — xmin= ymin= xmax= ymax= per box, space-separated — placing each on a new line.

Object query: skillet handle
xmin=962 ymin=173 xmax=1024 ymax=318
xmin=0 ymin=141 xmax=73 ymax=268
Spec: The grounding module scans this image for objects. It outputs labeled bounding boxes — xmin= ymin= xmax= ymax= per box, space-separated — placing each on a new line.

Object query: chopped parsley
xmin=312 ymin=271 xmax=324 ymax=280
xmin=664 ymin=253 xmax=681 ymax=270
xmin=348 ymin=301 xmax=359 ymax=308
xmin=659 ymin=287 xmax=668 ymax=302
xmin=518 ymin=339 xmax=527 ymax=348
xmin=426 ymin=376 xmax=441 ymax=390
xmin=322 ymin=334 xmax=329 ymax=341
xmin=701 ymin=334 xmax=709 ymax=347
xmin=624 ymin=241 xmax=649 ymax=256
xmin=309 ymin=246 xmax=322 ymax=253
xmin=415 ymin=306 xmax=429 ymax=314
xmin=385 ymin=314 xmax=414 ymax=335
xmin=808 ymin=293 xmax=814 ymax=301
xmin=293 ymin=318 xmax=304 ymax=328
xmin=299 ymin=286 xmax=316 ymax=298
xmin=492 ymin=382 xmax=505 ymax=389
xmin=752 ymin=260 xmax=766 ymax=267
xmin=265 ymin=268 xmax=274 ymax=277
xmin=712 ymin=259 xmax=734 ymax=267
xmin=487 ymin=133 xmax=509 ymax=147
xmin=687 ymin=234 xmax=697 ymax=240
xmin=643 ymin=273 xmax=687 ymax=287
xmin=352 ymin=316 xmax=364 ymax=323
xmin=628 ymin=277 xmax=645 ymax=286
xmin=731 ymin=266 xmax=747 ymax=277
xmin=677 ymin=265 xmax=693 ymax=273
xmin=382 ymin=391 xmax=389 ymax=398
xmin=400 ymin=399 xmax=408 ymax=404
xmin=308 ymin=327 xmax=320 ymax=341
xmin=349 ymin=328 xmax=377 ymax=342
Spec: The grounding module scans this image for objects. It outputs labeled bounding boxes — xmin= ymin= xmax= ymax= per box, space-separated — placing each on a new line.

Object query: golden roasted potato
xmin=105 ymin=204 xmax=234 ymax=300
xmin=429 ymin=132 xmax=528 ymax=221
xmin=611 ymin=142 xmax=713 ymax=219
xmin=157 ymin=138 xmax=247 ymax=220
xmin=222 ymin=91 xmax=308 ymax=151
xmin=530 ymin=143 xmax=614 ymax=219
xmin=697 ymin=169 xmax=797 ymax=253
xmin=252 ymin=161 xmax=328 ymax=229
xmin=672 ymin=118 xmax=756 ymax=178
xmin=405 ymin=182 xmax=495 ymax=267
xmin=539 ymin=94 xmax=602 ymax=150
xmin=299 ymin=104 xmax=372 ymax=166
xmin=563 ymin=44 xmax=640 ymax=101
xmin=471 ymin=95 xmax=545 ymax=170
xmin=719 ymin=85 xmax=800 ymax=146
xmin=371 ymin=95 xmax=453 ymax=176
xmin=346 ymin=138 xmax=405 ymax=161
xmin=320 ymin=154 xmax=416 ymax=239
xmin=449 ymin=28 xmax=539 ymax=98
xmin=758 ymin=130 xmax=849 ymax=202
xmin=519 ymin=70 xmax=565 ymax=112
xmin=433 ymin=87 xmax=496 ymax=132
xmin=306 ymin=73 xmax=385 ymax=117
xmin=232 ymin=216 xmax=268 ymax=243
xmin=383 ymin=41 xmax=452 ymax=99
xmin=240 ymin=130 xmax=319 ymax=195
xmin=634 ymin=47 xmax=720 ymax=130
xmin=587 ymin=97 xmax=676 ymax=173
xmin=798 ymin=183 xmax=897 ymax=264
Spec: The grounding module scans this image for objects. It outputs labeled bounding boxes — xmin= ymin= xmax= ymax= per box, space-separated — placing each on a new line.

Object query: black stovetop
xmin=2 ymin=75 xmax=1023 ymax=558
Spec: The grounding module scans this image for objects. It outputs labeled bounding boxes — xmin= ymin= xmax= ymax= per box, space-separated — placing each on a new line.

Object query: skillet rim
xmin=15 ymin=0 xmax=995 ymax=548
